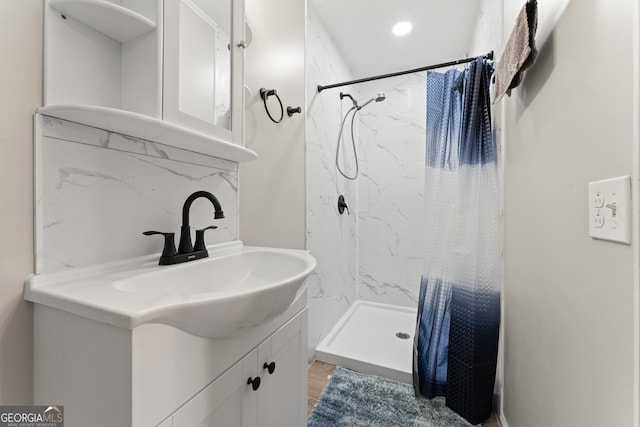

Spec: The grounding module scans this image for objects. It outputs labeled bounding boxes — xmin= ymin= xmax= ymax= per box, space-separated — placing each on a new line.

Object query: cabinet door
xmin=257 ymin=309 xmax=308 ymax=427
xmin=163 ymin=0 xmax=244 ymax=144
xmin=172 ymin=349 xmax=258 ymax=427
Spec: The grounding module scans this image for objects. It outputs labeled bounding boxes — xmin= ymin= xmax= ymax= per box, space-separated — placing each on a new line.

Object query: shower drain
xmin=395 ymin=332 xmax=411 ymax=340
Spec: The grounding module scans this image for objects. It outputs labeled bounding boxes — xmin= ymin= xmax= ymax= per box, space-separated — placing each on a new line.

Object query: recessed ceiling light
xmin=392 ymin=21 xmax=412 ymax=37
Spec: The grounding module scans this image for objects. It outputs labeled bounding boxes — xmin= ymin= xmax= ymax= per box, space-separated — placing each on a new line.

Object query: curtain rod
xmin=316 ymin=51 xmax=494 ymax=93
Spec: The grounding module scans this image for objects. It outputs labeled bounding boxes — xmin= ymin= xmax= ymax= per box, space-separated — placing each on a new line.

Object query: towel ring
xmin=260 ymin=88 xmax=284 ymax=124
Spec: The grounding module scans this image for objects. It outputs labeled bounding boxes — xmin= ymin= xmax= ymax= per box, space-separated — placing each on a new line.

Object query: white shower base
xmin=315 ymin=300 xmax=416 ymax=384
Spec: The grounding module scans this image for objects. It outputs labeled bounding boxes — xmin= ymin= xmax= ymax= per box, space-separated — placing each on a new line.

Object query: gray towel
xmin=493 ymin=0 xmax=538 ymax=103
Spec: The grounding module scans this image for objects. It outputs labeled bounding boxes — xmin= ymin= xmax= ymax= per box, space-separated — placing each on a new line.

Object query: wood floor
xmin=307 ymin=360 xmax=336 ymax=414
xmin=307 ymin=360 xmax=500 ymax=426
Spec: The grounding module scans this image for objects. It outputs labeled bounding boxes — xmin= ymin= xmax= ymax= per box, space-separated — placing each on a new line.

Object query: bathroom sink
xmin=113 ymin=247 xmax=315 ymax=337
xmin=24 ymin=241 xmax=316 ymax=338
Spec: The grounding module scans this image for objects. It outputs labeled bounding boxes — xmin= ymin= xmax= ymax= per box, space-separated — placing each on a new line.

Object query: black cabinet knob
xmin=263 ymin=361 xmax=276 ymax=375
xmin=247 ymin=376 xmax=261 ymax=391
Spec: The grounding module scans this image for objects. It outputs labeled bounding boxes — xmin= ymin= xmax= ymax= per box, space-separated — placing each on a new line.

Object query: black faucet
xmin=144 ymin=191 xmax=224 ymax=265
xmin=179 ymin=191 xmax=224 ymax=253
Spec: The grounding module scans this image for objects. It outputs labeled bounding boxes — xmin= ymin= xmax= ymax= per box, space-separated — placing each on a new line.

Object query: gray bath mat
xmin=308 ymin=367 xmax=476 ymax=427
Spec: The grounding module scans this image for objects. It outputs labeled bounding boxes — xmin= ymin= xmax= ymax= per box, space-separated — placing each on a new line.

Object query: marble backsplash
xmin=35 ymin=115 xmax=238 ymax=274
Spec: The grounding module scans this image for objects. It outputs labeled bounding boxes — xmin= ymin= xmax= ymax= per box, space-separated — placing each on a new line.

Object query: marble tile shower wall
xmin=306 ymin=6 xmax=358 ymax=353
xmin=357 ymin=76 xmax=426 ymax=308
xmin=36 ymin=116 xmax=238 ymax=274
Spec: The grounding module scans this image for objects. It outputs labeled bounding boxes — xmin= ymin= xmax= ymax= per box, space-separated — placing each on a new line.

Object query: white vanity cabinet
xmin=34 ymin=290 xmax=308 ymax=427
xmin=170 ymin=349 xmax=256 ymax=427
xmin=32 ymin=296 xmax=308 ymax=427
xmin=162 ymin=310 xmax=307 ymax=427
xmin=256 ymin=311 xmax=308 ymax=427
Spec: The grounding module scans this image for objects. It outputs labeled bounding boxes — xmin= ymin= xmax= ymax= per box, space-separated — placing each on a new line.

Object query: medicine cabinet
xmin=42 ymin=0 xmax=252 ymax=161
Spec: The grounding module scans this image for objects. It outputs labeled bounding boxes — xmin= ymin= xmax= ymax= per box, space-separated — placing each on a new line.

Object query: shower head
xmin=358 ymin=92 xmax=386 ymax=110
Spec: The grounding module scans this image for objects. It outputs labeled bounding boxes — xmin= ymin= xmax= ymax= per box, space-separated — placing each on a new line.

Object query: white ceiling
xmin=310 ymin=0 xmax=481 ymax=79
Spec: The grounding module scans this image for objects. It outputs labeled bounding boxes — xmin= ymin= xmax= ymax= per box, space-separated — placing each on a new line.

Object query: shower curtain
xmin=413 ymin=57 xmax=500 ymax=425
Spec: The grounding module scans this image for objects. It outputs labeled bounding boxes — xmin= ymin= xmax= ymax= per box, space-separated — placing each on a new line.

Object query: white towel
xmin=493 ymin=0 xmax=538 ymax=103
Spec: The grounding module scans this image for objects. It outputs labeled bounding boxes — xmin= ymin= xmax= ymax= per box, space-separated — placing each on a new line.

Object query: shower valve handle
xmin=338 ymin=195 xmax=349 ymax=215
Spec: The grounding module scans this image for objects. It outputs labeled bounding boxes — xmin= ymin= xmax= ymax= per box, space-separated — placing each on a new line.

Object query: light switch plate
xmin=588 ymin=176 xmax=631 ymax=244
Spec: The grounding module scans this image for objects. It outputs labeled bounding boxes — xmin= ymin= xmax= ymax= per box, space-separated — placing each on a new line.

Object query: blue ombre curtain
xmin=413 ymin=58 xmax=500 ymax=425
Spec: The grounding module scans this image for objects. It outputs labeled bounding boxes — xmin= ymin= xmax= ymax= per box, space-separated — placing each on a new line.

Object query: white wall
xmin=502 ymin=0 xmax=635 ymax=425
xmin=469 ymin=0 xmax=503 ymax=58
xmin=240 ymin=0 xmax=306 ymax=250
xmin=0 ymin=2 xmax=42 ymax=404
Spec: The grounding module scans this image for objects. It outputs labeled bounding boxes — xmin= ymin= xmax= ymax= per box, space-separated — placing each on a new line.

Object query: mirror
xmin=164 ymin=0 xmax=244 ymax=144
xmin=178 ymin=0 xmax=231 ymax=130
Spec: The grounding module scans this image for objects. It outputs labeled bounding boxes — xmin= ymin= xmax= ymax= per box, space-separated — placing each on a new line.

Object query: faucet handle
xmin=143 ymin=231 xmax=178 ymax=258
xmin=194 ymin=226 xmax=218 ymax=251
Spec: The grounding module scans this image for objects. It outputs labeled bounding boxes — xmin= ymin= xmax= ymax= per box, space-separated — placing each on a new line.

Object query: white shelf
xmin=39 ymin=105 xmax=258 ymax=163
xmin=49 ymin=0 xmax=157 ymax=43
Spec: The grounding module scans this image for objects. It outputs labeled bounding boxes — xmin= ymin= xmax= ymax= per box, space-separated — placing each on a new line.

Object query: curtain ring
xmin=259 ymin=88 xmax=284 ymax=124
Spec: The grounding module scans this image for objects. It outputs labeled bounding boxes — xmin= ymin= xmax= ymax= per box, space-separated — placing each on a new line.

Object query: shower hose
xmin=336 ymin=105 xmax=359 ymax=180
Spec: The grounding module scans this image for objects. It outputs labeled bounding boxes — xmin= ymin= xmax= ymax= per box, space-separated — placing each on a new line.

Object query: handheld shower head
xmin=358 ymin=92 xmax=386 ymax=110
xmin=334 ymin=91 xmax=385 ymax=180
